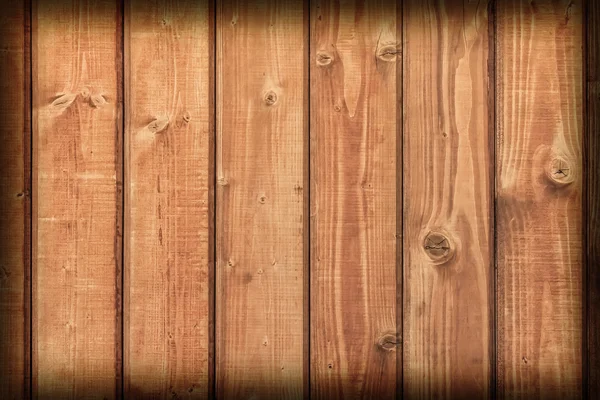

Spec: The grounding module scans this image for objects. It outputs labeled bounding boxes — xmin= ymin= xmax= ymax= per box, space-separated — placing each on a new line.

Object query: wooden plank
xmin=32 ymin=0 xmax=122 ymax=397
xmin=124 ymin=0 xmax=212 ymax=398
xmin=216 ymin=0 xmax=307 ymax=397
xmin=402 ymin=1 xmax=493 ymax=398
xmin=0 ymin=1 xmax=30 ymax=398
xmin=587 ymin=0 xmax=600 ymax=395
xmin=496 ymin=1 xmax=583 ymax=398
xmin=310 ymin=1 xmax=400 ymax=397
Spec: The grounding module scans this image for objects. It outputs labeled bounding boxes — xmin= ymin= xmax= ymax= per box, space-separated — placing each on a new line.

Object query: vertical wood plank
xmin=496 ymin=1 xmax=583 ymax=398
xmin=216 ymin=1 xmax=307 ymax=398
xmin=310 ymin=1 xmax=400 ymax=397
xmin=0 ymin=0 xmax=30 ymax=398
xmin=402 ymin=1 xmax=493 ymax=398
xmin=124 ymin=0 xmax=212 ymax=398
xmin=587 ymin=0 xmax=600 ymax=395
xmin=32 ymin=0 xmax=122 ymax=397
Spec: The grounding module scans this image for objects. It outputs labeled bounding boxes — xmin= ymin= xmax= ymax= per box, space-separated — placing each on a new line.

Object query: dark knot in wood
xmin=377 ymin=45 xmax=400 ymax=62
xmin=377 ymin=333 xmax=399 ymax=352
xmin=423 ymin=231 xmax=454 ymax=264
xmin=546 ymin=157 xmax=574 ymax=186
xmin=264 ymin=91 xmax=278 ymax=106
xmin=316 ymin=52 xmax=333 ymax=67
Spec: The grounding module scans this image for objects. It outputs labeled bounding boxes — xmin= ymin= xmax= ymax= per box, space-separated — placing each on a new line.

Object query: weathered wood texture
xmin=0 ymin=1 xmax=30 ymax=398
xmin=124 ymin=1 xmax=212 ymax=398
xmin=216 ymin=1 xmax=307 ymax=398
xmin=32 ymin=0 xmax=122 ymax=398
xmin=310 ymin=1 xmax=400 ymax=398
xmin=587 ymin=0 xmax=600 ymax=395
xmin=496 ymin=1 xmax=583 ymax=398
xmin=403 ymin=1 xmax=493 ymax=398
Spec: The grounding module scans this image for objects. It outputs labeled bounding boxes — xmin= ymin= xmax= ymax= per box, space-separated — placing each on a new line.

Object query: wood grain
xmin=124 ymin=1 xmax=212 ymax=398
xmin=216 ymin=1 xmax=307 ymax=398
xmin=496 ymin=1 xmax=583 ymax=398
xmin=402 ymin=1 xmax=493 ymax=398
xmin=0 ymin=1 xmax=30 ymax=398
xmin=32 ymin=0 xmax=122 ymax=398
xmin=587 ymin=0 xmax=600 ymax=395
xmin=310 ymin=1 xmax=400 ymax=397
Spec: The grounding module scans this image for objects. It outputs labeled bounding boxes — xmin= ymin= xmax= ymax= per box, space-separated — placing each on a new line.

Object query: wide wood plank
xmin=587 ymin=0 xmax=600 ymax=395
xmin=216 ymin=1 xmax=307 ymax=398
xmin=32 ymin=0 xmax=122 ymax=397
xmin=496 ymin=1 xmax=583 ymax=398
xmin=124 ymin=1 xmax=212 ymax=398
xmin=310 ymin=1 xmax=400 ymax=397
xmin=402 ymin=1 xmax=493 ymax=398
xmin=0 ymin=1 xmax=30 ymax=398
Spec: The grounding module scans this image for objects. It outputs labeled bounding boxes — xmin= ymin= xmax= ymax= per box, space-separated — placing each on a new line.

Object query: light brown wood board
xmin=496 ymin=0 xmax=583 ymax=398
xmin=124 ymin=0 xmax=213 ymax=398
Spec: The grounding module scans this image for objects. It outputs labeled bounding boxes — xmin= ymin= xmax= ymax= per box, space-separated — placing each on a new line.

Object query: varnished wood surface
xmin=216 ymin=1 xmax=307 ymax=398
xmin=310 ymin=1 xmax=400 ymax=398
xmin=124 ymin=0 xmax=212 ymax=398
xmin=0 ymin=2 xmax=592 ymax=398
xmin=403 ymin=1 xmax=493 ymax=398
xmin=32 ymin=0 xmax=122 ymax=398
xmin=0 ymin=1 xmax=30 ymax=398
xmin=496 ymin=1 xmax=583 ymax=398
xmin=587 ymin=0 xmax=599 ymax=395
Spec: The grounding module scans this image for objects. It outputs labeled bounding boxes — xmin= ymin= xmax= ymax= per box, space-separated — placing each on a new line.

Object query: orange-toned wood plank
xmin=587 ymin=0 xmax=600 ymax=395
xmin=0 ymin=1 xmax=30 ymax=398
xmin=310 ymin=1 xmax=400 ymax=398
xmin=216 ymin=1 xmax=307 ymax=397
xmin=32 ymin=0 xmax=122 ymax=397
xmin=124 ymin=0 xmax=212 ymax=397
xmin=496 ymin=1 xmax=583 ymax=397
xmin=402 ymin=1 xmax=493 ymax=398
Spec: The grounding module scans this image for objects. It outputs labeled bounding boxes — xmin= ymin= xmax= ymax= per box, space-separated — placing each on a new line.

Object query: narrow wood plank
xmin=0 ymin=1 xmax=30 ymax=398
xmin=587 ymin=0 xmax=600 ymax=395
xmin=32 ymin=0 xmax=122 ymax=397
xmin=124 ymin=0 xmax=212 ymax=397
xmin=402 ymin=1 xmax=493 ymax=398
xmin=496 ymin=1 xmax=583 ymax=398
xmin=216 ymin=1 xmax=307 ymax=397
xmin=310 ymin=1 xmax=400 ymax=397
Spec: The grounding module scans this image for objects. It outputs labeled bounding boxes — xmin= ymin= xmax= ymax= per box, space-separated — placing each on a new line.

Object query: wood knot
xmin=182 ymin=112 xmax=191 ymax=123
xmin=258 ymin=194 xmax=267 ymax=204
xmin=333 ymin=104 xmax=341 ymax=112
xmin=545 ymin=157 xmax=575 ymax=186
xmin=377 ymin=333 xmax=398 ymax=352
xmin=51 ymin=93 xmax=77 ymax=110
xmin=377 ymin=45 xmax=400 ymax=62
xmin=90 ymin=94 xmax=107 ymax=108
xmin=423 ymin=231 xmax=454 ymax=264
xmin=148 ymin=117 xmax=169 ymax=134
xmin=264 ymin=91 xmax=278 ymax=106
xmin=316 ymin=52 xmax=333 ymax=67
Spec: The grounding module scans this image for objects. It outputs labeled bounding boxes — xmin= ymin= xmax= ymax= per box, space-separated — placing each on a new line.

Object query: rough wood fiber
xmin=310 ymin=1 xmax=399 ymax=398
xmin=216 ymin=1 xmax=307 ymax=398
xmin=496 ymin=1 xmax=583 ymax=398
xmin=124 ymin=1 xmax=212 ymax=398
xmin=0 ymin=1 xmax=30 ymax=398
xmin=587 ymin=0 xmax=600 ymax=395
xmin=403 ymin=1 xmax=493 ymax=398
xmin=32 ymin=0 xmax=122 ymax=398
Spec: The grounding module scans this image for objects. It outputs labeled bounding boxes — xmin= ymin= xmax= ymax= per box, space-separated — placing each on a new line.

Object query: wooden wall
xmin=0 ymin=0 xmax=596 ymax=398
